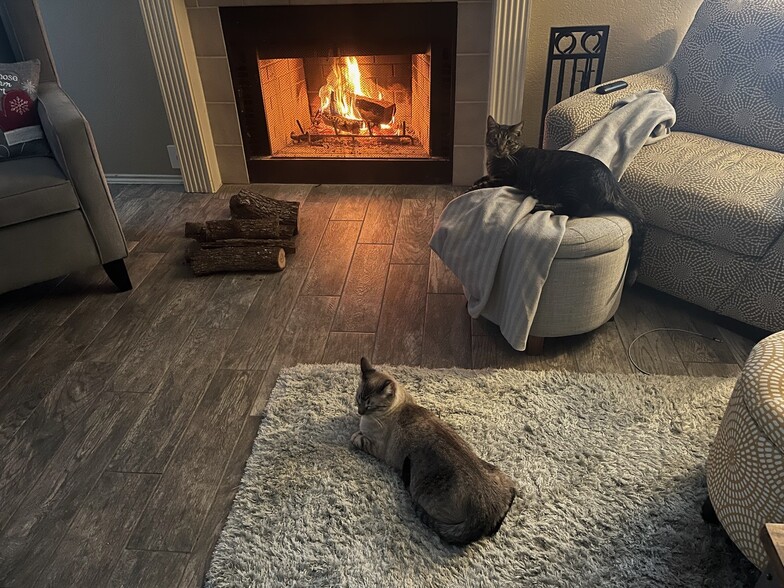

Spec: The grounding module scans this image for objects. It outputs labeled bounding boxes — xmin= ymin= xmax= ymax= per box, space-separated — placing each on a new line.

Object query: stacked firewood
xmin=184 ymin=189 xmax=300 ymax=276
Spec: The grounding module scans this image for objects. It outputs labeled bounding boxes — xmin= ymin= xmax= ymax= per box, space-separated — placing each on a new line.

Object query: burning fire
xmin=318 ymin=57 xmax=394 ymax=130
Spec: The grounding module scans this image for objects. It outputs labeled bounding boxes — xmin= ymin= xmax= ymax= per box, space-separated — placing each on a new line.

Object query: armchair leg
xmin=103 ymin=260 xmax=132 ymax=292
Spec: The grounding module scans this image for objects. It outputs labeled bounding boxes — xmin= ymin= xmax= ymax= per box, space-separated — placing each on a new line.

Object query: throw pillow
xmin=0 ymin=59 xmax=50 ymax=160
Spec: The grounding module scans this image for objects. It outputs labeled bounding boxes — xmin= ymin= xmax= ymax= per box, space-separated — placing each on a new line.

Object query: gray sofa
xmin=544 ymin=0 xmax=784 ymax=333
xmin=0 ymin=0 xmax=129 ymax=294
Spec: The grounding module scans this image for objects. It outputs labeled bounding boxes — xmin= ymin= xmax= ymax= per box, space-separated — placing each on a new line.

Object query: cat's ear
xmin=382 ymin=380 xmax=395 ymax=396
xmin=360 ymin=357 xmax=374 ymax=377
xmin=511 ymin=121 xmax=524 ymax=135
xmin=487 ymin=114 xmax=498 ymax=130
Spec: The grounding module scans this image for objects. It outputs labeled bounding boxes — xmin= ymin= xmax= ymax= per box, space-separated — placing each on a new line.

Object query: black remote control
xmin=595 ymin=80 xmax=629 ymax=94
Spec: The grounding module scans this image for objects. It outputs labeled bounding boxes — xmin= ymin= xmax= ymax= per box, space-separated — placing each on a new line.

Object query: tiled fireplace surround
xmin=140 ymin=0 xmax=529 ymax=191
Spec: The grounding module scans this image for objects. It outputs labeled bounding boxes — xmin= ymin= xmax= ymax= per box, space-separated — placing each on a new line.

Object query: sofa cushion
xmin=671 ymin=0 xmax=784 ymax=153
xmin=621 ymin=132 xmax=784 ymax=257
xmin=0 ymin=155 xmax=79 ymax=228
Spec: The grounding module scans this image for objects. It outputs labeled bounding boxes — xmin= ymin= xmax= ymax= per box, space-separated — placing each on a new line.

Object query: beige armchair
xmin=0 ymin=0 xmax=129 ymax=294
xmin=543 ymin=0 xmax=784 ymax=333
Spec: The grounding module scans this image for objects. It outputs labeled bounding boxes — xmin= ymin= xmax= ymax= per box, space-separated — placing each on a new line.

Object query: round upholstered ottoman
xmin=707 ymin=331 xmax=784 ymax=569
xmin=529 ymin=213 xmax=632 ymax=338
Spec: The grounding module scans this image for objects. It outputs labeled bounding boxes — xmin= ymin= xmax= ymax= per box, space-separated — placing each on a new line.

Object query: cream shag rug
xmin=206 ymin=365 xmax=756 ymax=587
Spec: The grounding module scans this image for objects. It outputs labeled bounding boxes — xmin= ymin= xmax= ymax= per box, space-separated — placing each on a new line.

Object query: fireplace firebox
xmin=221 ymin=4 xmax=457 ymax=184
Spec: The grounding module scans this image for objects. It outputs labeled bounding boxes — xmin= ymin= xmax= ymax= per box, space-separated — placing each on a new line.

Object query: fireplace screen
xmin=222 ymin=3 xmax=455 ymax=183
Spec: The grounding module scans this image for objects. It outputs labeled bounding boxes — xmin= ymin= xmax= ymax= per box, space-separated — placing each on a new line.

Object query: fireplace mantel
xmin=138 ymin=0 xmax=530 ymax=192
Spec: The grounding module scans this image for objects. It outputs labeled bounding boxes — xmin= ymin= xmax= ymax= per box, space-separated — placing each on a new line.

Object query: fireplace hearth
xmin=222 ymin=3 xmax=457 ymax=184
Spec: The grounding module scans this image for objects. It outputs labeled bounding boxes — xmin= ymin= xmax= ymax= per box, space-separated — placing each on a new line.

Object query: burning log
xmin=186 ymin=243 xmax=286 ymax=276
xmin=356 ymin=96 xmax=396 ymax=126
xmin=198 ymin=238 xmax=296 ymax=254
xmin=184 ymin=218 xmax=293 ymax=241
xmin=321 ymin=110 xmax=362 ymax=134
xmin=229 ymin=189 xmax=300 ymax=235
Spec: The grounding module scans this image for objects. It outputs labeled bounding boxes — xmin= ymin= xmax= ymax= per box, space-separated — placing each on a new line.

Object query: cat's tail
xmin=610 ymin=186 xmax=646 ymax=286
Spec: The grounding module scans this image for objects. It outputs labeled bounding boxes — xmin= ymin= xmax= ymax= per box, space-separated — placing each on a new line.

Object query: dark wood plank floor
xmin=0 ymin=183 xmax=760 ymax=587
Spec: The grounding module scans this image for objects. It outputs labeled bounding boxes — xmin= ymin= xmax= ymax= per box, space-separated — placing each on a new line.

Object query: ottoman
xmin=529 ymin=213 xmax=632 ymax=339
xmin=707 ymin=331 xmax=784 ymax=570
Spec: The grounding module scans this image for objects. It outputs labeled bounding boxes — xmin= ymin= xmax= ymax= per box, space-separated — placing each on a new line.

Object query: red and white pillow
xmin=0 ymin=59 xmax=50 ymax=160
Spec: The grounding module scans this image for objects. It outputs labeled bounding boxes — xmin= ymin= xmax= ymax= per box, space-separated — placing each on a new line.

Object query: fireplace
xmin=221 ymin=4 xmax=456 ymax=184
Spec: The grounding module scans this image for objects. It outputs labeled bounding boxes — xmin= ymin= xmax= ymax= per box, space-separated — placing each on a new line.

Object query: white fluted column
xmin=488 ymin=0 xmax=531 ymax=125
xmin=138 ymin=0 xmax=221 ymax=193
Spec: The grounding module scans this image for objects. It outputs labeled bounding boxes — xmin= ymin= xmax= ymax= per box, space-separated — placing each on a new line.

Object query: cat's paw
xmin=350 ymin=431 xmax=365 ymax=449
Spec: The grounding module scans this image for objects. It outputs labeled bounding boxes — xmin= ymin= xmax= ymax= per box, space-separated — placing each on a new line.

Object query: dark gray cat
xmin=351 ymin=358 xmax=516 ymax=545
xmin=472 ymin=115 xmax=646 ymax=284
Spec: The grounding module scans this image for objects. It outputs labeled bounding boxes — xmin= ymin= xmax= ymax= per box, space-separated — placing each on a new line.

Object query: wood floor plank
xmin=36 ymin=472 xmax=160 ymax=588
xmin=286 ymin=201 xmax=336 ymax=271
xmin=391 ymin=197 xmax=436 ymax=264
xmin=301 ymin=220 xmax=361 ymax=296
xmin=108 ymin=550 xmax=189 ymax=588
xmin=358 ymin=186 xmax=401 ymax=244
xmin=221 ymin=268 xmax=306 ymax=372
xmin=305 ymin=184 xmax=343 ymax=204
xmin=332 ymin=243 xmax=392 ymax=332
xmin=0 ymin=391 xmax=144 ymax=586
xmin=374 ymin=264 xmax=428 ymax=365
xmin=573 ymin=321 xmax=634 ymax=373
xmin=177 ymin=415 xmax=262 ymax=588
xmin=428 ymin=251 xmax=463 ymax=294
xmin=252 ymin=295 xmax=339 ymax=415
xmin=717 ymin=325 xmax=757 ymax=367
xmin=0 ymin=362 xmax=116 ymax=534
xmin=127 ymin=369 xmax=261 ymax=552
xmin=471 ymin=335 xmax=500 ymax=369
xmin=331 ymin=185 xmax=370 ymax=221
xmin=614 ymin=287 xmax=689 ymax=375
xmin=197 ymin=274 xmax=263 ymax=331
xmin=136 ymin=189 xmax=212 ymax=253
xmin=111 ymin=275 xmax=222 ymax=393
xmin=119 ymin=185 xmax=183 ymax=242
xmin=655 ymin=299 xmax=737 ymax=364
xmin=322 ymin=332 xmax=376 ymax=364
xmin=108 ymin=328 xmax=237 ymax=474
xmin=422 ymin=294 xmax=472 ymax=368
xmin=686 ymin=362 xmax=742 ymax=378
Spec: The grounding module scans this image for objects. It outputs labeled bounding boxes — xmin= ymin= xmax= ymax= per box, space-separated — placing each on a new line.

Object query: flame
xmin=319 ymin=57 xmax=384 ymax=122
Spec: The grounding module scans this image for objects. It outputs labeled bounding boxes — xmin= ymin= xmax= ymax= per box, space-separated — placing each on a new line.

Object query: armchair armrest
xmin=36 ymin=81 xmax=127 ymax=263
xmin=543 ymin=65 xmax=677 ymax=149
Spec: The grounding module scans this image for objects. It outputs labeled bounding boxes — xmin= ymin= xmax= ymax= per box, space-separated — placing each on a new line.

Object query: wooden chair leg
xmin=526 ymin=335 xmax=544 ymax=355
xmin=103 ymin=259 xmax=133 ymax=292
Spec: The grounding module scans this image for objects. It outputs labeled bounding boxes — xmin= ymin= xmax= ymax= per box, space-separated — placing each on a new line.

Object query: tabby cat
xmin=351 ymin=357 xmax=516 ymax=545
xmin=472 ymin=115 xmax=646 ymax=284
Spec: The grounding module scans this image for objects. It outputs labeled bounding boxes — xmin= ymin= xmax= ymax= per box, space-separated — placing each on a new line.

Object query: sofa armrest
xmin=543 ymin=65 xmax=677 ymax=149
xmin=37 ymin=81 xmax=127 ymax=263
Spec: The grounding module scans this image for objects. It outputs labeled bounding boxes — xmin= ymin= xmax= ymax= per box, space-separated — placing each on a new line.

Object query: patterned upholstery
xmin=707 ymin=331 xmax=784 ymax=570
xmin=543 ymin=0 xmax=784 ymax=332
xmin=621 ymin=132 xmax=784 ymax=257
xmin=671 ymin=0 xmax=784 ymax=153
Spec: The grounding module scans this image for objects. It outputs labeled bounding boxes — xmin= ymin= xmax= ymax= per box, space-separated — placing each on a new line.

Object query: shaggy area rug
xmin=206 ymin=365 xmax=757 ymax=587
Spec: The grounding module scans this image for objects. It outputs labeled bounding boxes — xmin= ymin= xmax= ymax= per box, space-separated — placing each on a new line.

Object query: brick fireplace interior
xmin=221 ymin=4 xmax=457 ymax=184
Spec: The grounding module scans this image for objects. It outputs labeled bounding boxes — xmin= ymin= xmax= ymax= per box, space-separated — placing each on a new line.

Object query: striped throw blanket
xmin=429 ymin=187 xmax=566 ymax=350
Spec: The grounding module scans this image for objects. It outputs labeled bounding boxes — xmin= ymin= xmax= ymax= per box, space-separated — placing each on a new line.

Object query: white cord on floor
xmin=627 ymin=328 xmax=722 ymax=375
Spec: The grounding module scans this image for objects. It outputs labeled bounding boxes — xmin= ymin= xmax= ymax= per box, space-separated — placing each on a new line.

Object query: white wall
xmin=520 ymin=0 xmax=703 ymax=146
xmin=38 ymin=0 xmax=175 ymax=176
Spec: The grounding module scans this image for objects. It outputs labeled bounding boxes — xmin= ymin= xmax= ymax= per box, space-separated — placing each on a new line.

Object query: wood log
xmin=199 ymin=238 xmax=296 ymax=254
xmin=186 ymin=244 xmax=285 ymax=276
xmin=356 ymin=96 xmax=396 ymax=125
xmin=184 ymin=218 xmax=294 ymax=241
xmin=321 ymin=111 xmax=362 ymax=134
xmin=230 ymin=189 xmax=300 ymax=235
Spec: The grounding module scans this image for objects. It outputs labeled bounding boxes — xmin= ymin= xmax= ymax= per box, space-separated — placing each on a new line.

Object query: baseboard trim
xmin=105 ymin=174 xmax=184 ymax=185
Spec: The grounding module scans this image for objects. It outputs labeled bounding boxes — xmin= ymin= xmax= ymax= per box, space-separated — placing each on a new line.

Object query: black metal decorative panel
xmin=539 ymin=25 xmax=609 ymax=146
